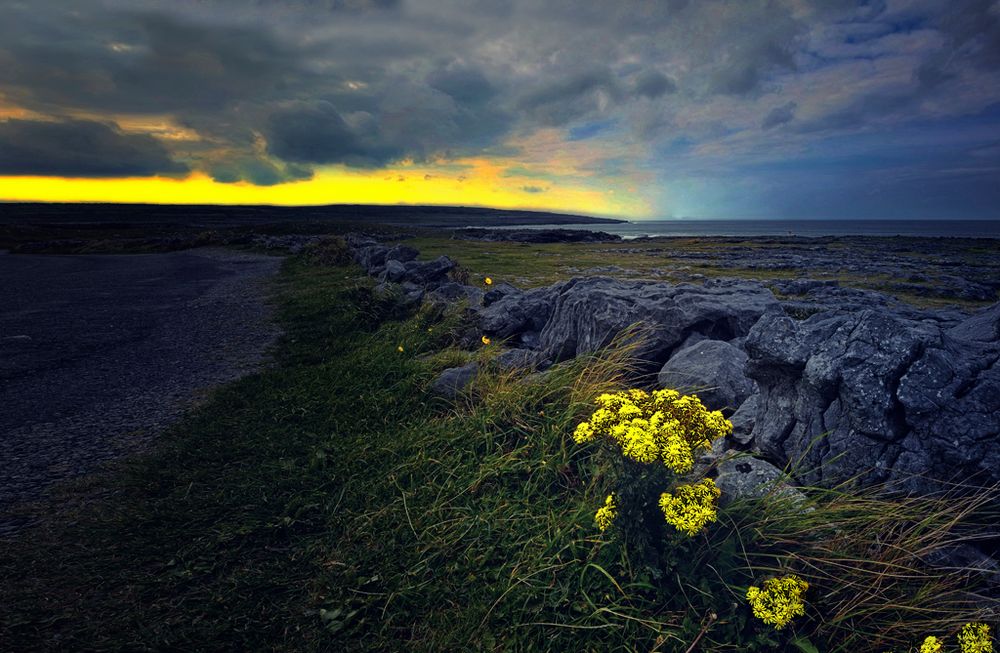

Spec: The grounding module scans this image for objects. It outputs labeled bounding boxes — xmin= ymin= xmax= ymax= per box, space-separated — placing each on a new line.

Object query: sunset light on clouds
xmin=1 ymin=0 xmax=999 ymax=219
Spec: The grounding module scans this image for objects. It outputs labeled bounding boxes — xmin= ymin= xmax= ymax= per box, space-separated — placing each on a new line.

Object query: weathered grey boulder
xmin=379 ymin=259 xmax=407 ymax=283
xmin=478 ymin=285 xmax=561 ymax=340
xmin=537 ymin=277 xmax=779 ymax=367
xmin=374 ymin=281 xmax=424 ymax=308
xmin=715 ymin=455 xmax=807 ymax=506
xmin=492 ymin=348 xmax=544 ymax=371
xmin=385 ymin=244 xmax=419 ymax=263
xmin=657 ymin=339 xmax=754 ymax=413
xmin=729 ymin=394 xmax=758 ymax=446
xmin=948 ymin=302 xmax=1000 ymax=342
xmin=426 ymin=282 xmax=484 ymax=306
xmin=746 ymin=307 xmax=1000 ymax=492
xmin=429 ymin=363 xmax=479 ymax=399
xmin=345 ymin=233 xmax=378 ymax=248
xmin=402 ymin=255 xmax=456 ymax=285
xmin=355 ymin=245 xmax=389 ymax=272
xmin=483 ymin=282 xmax=520 ymax=306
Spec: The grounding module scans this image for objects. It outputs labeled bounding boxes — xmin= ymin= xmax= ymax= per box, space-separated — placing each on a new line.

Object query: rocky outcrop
xmin=948 ymin=303 xmax=1000 ymax=342
xmin=426 ymin=282 xmax=484 ymax=306
xmin=657 ymin=339 xmax=754 ymax=413
xmin=715 ymin=455 xmax=808 ymax=506
xmin=348 ymin=235 xmax=458 ymax=289
xmin=535 ymin=277 xmax=778 ymax=368
xmin=343 ymin=232 xmax=1000 ymax=498
xmin=729 ymin=394 xmax=758 ymax=446
xmin=745 ymin=308 xmax=1000 ymax=492
xmin=477 ymin=285 xmax=561 ymax=344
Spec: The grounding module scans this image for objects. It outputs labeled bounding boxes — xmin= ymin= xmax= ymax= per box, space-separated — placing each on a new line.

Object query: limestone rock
xmin=657 ymin=339 xmax=754 ymax=413
xmin=429 ymin=363 xmax=478 ymax=399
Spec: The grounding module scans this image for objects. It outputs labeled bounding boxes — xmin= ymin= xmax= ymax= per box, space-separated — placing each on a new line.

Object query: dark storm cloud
xmin=632 ymin=71 xmax=676 ymax=99
xmin=0 ymin=9 xmax=305 ymax=115
xmin=426 ymin=65 xmax=497 ymax=105
xmin=708 ymin=40 xmax=798 ymax=96
xmin=207 ymin=157 xmax=312 ymax=186
xmin=520 ymin=185 xmax=546 ymax=193
xmin=265 ymin=101 xmax=401 ymax=166
xmin=761 ymin=102 xmax=796 ymax=130
xmin=518 ymin=68 xmax=622 ymax=126
xmin=0 ymin=118 xmax=187 ymax=177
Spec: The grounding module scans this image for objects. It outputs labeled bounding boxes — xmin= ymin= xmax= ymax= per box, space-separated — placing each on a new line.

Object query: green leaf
xmin=791 ymin=636 xmax=820 ymax=653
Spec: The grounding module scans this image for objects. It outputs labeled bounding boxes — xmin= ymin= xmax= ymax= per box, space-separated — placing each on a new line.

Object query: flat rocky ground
xmin=412 ymin=234 xmax=1000 ymax=307
xmin=0 ymin=248 xmax=283 ymax=533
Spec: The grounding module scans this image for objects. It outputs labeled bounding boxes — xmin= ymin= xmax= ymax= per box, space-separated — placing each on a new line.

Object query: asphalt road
xmin=0 ymin=248 xmax=283 ymax=532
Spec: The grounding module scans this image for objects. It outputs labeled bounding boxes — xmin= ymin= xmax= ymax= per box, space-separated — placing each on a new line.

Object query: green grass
xmin=1 ymin=253 xmax=995 ymax=652
xmin=0 ymin=255 xmax=661 ymax=651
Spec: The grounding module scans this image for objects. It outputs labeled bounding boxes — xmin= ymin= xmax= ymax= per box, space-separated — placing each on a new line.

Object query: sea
xmin=488 ymin=219 xmax=1000 ymax=240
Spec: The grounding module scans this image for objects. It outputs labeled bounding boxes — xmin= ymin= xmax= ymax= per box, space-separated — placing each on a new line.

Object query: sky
xmin=0 ymin=0 xmax=998 ymax=220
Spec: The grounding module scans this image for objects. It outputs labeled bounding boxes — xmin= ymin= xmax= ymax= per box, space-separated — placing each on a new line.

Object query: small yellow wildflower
xmin=920 ymin=636 xmax=943 ymax=653
xmin=959 ymin=623 xmax=993 ymax=653
xmin=484 ymin=276 xmax=493 ymax=285
xmin=659 ymin=478 xmax=721 ymax=536
xmin=594 ymin=494 xmax=617 ymax=532
xmin=573 ymin=421 xmax=595 ymax=444
xmin=746 ymin=575 xmax=809 ymax=629
xmin=397 ymin=345 xmax=404 ymax=353
xmin=481 ymin=335 xmax=491 ymax=345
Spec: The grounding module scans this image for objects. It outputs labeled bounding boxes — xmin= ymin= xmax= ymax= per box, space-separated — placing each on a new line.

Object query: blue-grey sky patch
xmin=762 ymin=102 xmax=797 ymax=130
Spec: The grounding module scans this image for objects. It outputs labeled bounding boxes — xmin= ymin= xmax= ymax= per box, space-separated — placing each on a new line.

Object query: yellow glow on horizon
xmin=0 ymin=160 xmax=652 ymax=218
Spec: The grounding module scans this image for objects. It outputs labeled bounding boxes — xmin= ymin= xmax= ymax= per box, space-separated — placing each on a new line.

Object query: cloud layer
xmin=0 ymin=0 xmax=998 ymax=217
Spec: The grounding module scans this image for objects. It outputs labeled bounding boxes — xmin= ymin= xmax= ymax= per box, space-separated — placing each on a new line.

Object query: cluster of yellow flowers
xmin=907 ymin=624 xmax=994 ymax=653
xmin=573 ymin=389 xmax=732 ymax=474
xmin=958 ymin=623 xmax=994 ymax=653
xmin=659 ymin=478 xmax=722 ymax=536
xmin=746 ymin=575 xmax=809 ymax=630
xmin=594 ymin=494 xmax=617 ymax=532
xmin=920 ymin=636 xmax=943 ymax=653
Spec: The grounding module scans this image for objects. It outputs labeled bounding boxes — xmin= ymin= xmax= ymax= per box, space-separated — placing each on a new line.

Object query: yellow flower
xmin=659 ymin=478 xmax=721 ymax=536
xmin=573 ymin=421 xmax=595 ymax=444
xmin=484 ymin=276 xmax=493 ymax=285
xmin=397 ymin=345 xmax=404 ymax=353
xmin=920 ymin=636 xmax=943 ymax=653
xmin=481 ymin=335 xmax=491 ymax=345
xmin=746 ymin=575 xmax=809 ymax=630
xmin=594 ymin=494 xmax=617 ymax=532
xmin=574 ymin=389 xmax=731 ymax=469
xmin=959 ymin=623 xmax=993 ymax=653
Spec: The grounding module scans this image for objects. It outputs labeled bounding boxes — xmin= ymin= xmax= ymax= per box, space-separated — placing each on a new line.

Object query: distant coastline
xmin=0 ymin=202 xmax=625 ymax=228
xmin=482 ymin=219 xmax=1000 ymax=239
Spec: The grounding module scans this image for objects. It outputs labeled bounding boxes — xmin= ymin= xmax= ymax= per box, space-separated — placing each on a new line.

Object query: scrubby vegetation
xmin=0 ymin=250 xmax=995 ymax=652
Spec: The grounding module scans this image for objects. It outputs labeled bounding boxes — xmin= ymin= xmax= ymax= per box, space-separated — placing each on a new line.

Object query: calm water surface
xmin=486 ymin=219 xmax=1000 ymax=239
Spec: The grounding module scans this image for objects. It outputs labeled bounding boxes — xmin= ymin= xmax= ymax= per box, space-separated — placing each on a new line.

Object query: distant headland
xmin=0 ymin=202 xmax=626 ymax=228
